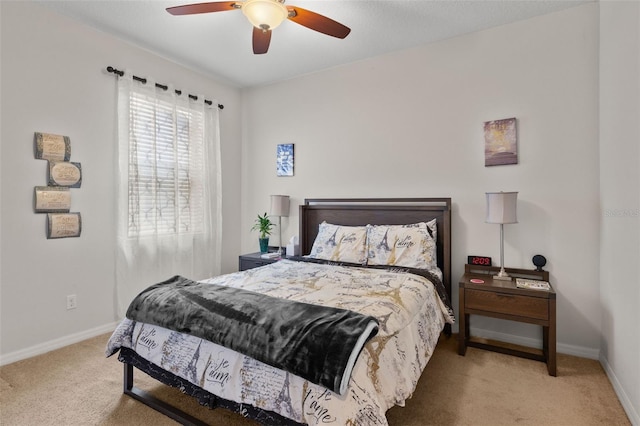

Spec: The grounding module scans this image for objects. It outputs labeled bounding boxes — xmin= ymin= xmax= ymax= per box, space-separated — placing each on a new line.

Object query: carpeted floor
xmin=0 ymin=332 xmax=630 ymax=425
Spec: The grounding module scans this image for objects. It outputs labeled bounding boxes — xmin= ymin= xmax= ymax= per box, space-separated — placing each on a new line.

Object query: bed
xmin=107 ymin=198 xmax=453 ymax=425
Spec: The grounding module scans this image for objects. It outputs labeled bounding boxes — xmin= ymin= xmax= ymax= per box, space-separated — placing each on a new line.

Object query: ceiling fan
xmin=167 ymin=0 xmax=351 ymax=54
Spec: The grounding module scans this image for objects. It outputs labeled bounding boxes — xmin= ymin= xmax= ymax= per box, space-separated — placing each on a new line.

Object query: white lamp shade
xmin=270 ymin=195 xmax=290 ymax=217
xmin=486 ymin=192 xmax=518 ymax=224
xmin=242 ymin=0 xmax=288 ymax=30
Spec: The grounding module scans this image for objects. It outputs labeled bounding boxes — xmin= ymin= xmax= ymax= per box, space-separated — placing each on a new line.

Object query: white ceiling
xmin=37 ymin=0 xmax=589 ymax=88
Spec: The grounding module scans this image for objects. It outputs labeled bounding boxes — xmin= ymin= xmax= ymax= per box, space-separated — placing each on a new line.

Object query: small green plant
xmin=251 ymin=212 xmax=275 ymax=239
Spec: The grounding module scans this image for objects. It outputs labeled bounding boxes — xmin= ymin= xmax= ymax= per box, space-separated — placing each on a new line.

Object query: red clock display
xmin=467 ymin=255 xmax=492 ymax=266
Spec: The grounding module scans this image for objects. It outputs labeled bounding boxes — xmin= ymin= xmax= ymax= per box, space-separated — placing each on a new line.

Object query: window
xmin=115 ymin=72 xmax=221 ymax=316
xmin=127 ymin=92 xmax=205 ymax=237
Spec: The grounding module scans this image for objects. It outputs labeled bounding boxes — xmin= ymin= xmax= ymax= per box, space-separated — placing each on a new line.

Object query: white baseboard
xmin=470 ymin=326 xmax=601 ymax=359
xmin=600 ymin=354 xmax=640 ymax=426
xmin=0 ymin=321 xmax=119 ymax=366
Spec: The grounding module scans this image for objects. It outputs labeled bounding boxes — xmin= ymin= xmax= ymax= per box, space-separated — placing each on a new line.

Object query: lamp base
xmin=494 ymin=268 xmax=512 ymax=281
xmin=493 ymin=274 xmax=512 ymax=281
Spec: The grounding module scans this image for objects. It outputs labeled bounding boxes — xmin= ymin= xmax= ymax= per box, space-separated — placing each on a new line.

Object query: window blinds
xmin=127 ymin=92 xmax=205 ymax=236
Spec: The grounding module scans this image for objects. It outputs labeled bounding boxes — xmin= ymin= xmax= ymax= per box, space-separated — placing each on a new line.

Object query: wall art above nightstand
xmin=484 ymin=117 xmax=517 ymax=166
xmin=277 ymin=143 xmax=294 ymax=177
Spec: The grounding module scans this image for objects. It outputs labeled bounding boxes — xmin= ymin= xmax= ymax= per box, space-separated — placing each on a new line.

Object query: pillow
xmin=309 ymin=222 xmax=367 ymax=264
xmin=366 ymin=219 xmax=438 ymax=271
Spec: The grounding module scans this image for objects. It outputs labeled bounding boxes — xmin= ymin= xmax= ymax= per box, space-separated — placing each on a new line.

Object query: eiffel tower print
xmin=274 ymin=371 xmax=295 ymax=417
xmin=185 ymin=341 xmax=201 ymax=383
xmin=377 ymin=230 xmax=391 ymax=252
xmin=326 ymin=229 xmax=339 ymax=247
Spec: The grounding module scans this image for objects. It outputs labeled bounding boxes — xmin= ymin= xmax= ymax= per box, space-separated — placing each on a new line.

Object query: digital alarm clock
xmin=467 ymin=255 xmax=492 ymax=266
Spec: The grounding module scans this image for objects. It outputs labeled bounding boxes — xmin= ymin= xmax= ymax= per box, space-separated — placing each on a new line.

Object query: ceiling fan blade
xmin=167 ymin=2 xmax=237 ymax=16
xmin=286 ymin=6 xmax=350 ymax=39
xmin=253 ymin=27 xmax=271 ymax=54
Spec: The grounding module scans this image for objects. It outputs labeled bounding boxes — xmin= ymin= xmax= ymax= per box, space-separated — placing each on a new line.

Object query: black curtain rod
xmin=106 ymin=66 xmax=223 ymax=110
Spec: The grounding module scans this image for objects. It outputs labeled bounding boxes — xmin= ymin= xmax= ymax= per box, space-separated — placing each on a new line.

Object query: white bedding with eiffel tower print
xmin=107 ymin=259 xmax=453 ymax=425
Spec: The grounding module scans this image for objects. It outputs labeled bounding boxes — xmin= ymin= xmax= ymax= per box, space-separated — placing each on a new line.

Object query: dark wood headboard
xmin=299 ymin=198 xmax=452 ymax=299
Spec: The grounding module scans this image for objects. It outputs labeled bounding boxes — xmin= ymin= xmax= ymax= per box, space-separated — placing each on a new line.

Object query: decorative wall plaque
xmin=46 ymin=212 xmax=82 ymax=239
xmin=48 ymin=161 xmax=82 ymax=188
xmin=34 ymin=132 xmax=71 ymax=161
xmin=34 ymin=186 xmax=71 ymax=213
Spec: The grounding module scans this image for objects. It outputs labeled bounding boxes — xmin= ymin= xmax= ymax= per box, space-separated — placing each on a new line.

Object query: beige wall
xmin=242 ymin=4 xmax=601 ymax=355
xmin=599 ymin=1 xmax=640 ymax=423
xmin=240 ymin=4 xmax=639 ymax=420
xmin=0 ymin=1 xmax=243 ymax=360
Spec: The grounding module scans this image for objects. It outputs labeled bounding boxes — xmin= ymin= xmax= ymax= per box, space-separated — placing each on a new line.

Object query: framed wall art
xmin=33 ymin=131 xmax=83 ymax=238
xmin=484 ymin=117 xmax=518 ymax=166
xmin=277 ymin=143 xmax=294 ymax=177
xmin=33 ymin=186 xmax=71 ymax=213
xmin=34 ymin=132 xmax=71 ymax=161
xmin=46 ymin=212 xmax=82 ymax=239
xmin=48 ymin=161 xmax=82 ymax=188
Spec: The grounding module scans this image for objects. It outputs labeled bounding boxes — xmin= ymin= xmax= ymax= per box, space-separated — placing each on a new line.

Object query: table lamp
xmin=485 ymin=191 xmax=518 ymax=280
xmin=270 ymin=195 xmax=290 ymax=255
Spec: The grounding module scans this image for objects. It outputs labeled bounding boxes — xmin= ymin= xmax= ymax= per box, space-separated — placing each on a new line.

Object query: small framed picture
xmin=484 ymin=117 xmax=518 ymax=166
xmin=34 ymin=132 xmax=71 ymax=161
xmin=277 ymin=143 xmax=294 ymax=177
xmin=46 ymin=212 xmax=82 ymax=239
xmin=48 ymin=161 xmax=82 ymax=188
xmin=34 ymin=186 xmax=71 ymax=213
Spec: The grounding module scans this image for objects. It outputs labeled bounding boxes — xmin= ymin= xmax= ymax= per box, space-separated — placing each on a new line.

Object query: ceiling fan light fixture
xmin=242 ymin=0 xmax=288 ymax=31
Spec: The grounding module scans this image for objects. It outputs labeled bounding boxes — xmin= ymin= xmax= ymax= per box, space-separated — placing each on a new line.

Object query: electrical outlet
xmin=66 ymin=294 xmax=77 ymax=310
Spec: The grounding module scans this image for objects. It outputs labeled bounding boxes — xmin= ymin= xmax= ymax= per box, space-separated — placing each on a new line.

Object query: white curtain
xmin=115 ymin=72 xmax=222 ymax=317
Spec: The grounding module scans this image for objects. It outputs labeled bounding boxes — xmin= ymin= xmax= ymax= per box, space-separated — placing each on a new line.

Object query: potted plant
xmin=251 ymin=212 xmax=275 ymax=253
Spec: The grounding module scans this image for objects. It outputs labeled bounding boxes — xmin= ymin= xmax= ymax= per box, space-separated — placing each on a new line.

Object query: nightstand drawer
xmin=466 ymin=289 xmax=548 ymax=320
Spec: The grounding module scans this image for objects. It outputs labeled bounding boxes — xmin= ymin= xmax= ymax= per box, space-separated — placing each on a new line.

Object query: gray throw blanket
xmin=125 ymin=275 xmax=379 ymax=395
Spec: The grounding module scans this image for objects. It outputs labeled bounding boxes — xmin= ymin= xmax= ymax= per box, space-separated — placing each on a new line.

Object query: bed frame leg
xmin=122 ymin=363 xmax=209 ymax=426
xmin=124 ymin=362 xmax=134 ymax=392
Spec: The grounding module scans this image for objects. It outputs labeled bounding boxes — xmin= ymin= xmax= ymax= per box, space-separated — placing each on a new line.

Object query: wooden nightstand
xmin=458 ymin=264 xmax=556 ymax=376
xmin=238 ymin=252 xmax=285 ymax=271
